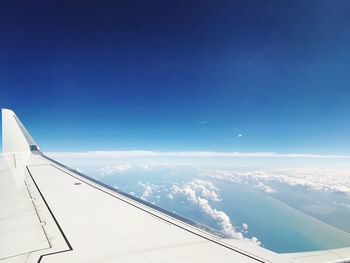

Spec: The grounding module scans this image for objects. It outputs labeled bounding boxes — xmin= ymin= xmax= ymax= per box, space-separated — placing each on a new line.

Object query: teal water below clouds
xmin=215 ymin=181 xmax=350 ymax=252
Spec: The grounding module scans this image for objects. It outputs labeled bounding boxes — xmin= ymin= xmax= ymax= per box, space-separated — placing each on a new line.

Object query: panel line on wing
xmin=26 ymin=166 xmax=73 ymax=263
xmin=24 ymin=180 xmax=52 ymax=248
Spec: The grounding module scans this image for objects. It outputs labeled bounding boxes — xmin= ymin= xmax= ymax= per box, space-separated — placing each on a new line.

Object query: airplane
xmin=1 ymin=108 xmax=350 ymax=263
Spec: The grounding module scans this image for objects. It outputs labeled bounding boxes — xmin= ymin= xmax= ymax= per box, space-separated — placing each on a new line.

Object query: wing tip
xmin=2 ymin=108 xmax=41 ymax=154
xmin=2 ymin=108 xmax=14 ymax=113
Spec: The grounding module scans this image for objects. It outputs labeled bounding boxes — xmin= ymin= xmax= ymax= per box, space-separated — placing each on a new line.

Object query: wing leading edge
xmin=1 ymin=108 xmax=349 ymax=263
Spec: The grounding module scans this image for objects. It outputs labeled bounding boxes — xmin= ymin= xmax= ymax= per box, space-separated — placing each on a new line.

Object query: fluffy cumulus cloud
xmin=169 ymin=180 xmax=221 ymax=203
xmin=242 ymin=223 xmax=249 ymax=232
xmin=169 ymin=180 xmax=260 ymax=245
xmin=201 ymin=168 xmax=350 ymax=195
xmin=188 ymin=179 xmax=221 ymax=201
xmin=137 ymin=181 xmax=160 ymax=201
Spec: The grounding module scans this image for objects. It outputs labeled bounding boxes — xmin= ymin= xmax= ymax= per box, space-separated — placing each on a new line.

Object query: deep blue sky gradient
xmin=1 ymin=1 xmax=350 ymax=153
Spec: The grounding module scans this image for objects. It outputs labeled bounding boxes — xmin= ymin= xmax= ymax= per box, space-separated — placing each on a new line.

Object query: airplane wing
xmin=0 ymin=108 xmax=349 ymax=263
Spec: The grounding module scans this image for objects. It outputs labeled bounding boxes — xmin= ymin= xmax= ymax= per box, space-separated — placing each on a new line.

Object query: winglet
xmin=1 ymin=109 xmax=41 ymax=154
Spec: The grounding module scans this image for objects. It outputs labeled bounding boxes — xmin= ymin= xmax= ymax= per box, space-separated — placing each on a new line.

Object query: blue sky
xmin=1 ymin=1 xmax=350 ymax=154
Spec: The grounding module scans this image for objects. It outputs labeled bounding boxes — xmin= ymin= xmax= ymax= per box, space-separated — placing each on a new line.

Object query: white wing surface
xmin=0 ymin=109 xmax=349 ymax=263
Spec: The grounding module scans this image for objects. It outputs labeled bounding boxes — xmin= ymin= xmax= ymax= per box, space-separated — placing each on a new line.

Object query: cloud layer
xmin=200 ymin=168 xmax=350 ymax=195
xmin=97 ymin=164 xmax=131 ymax=175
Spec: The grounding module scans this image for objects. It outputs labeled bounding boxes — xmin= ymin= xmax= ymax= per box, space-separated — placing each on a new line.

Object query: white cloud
xmin=97 ymin=164 xmax=131 ymax=176
xmin=47 ymin=150 xmax=350 ymax=159
xmin=199 ymin=120 xmax=209 ymax=124
xmin=188 ymin=179 xmax=222 ymax=202
xmin=254 ymin=182 xmax=277 ymax=194
xmin=200 ymin=168 xmax=350 ymax=195
xmin=170 ymin=181 xmax=239 ymax=238
xmin=237 ymin=134 xmax=243 ymax=138
xmin=137 ymin=181 xmax=160 ymax=201
xmin=138 ymin=164 xmax=151 ymax=170
xmin=170 ymin=180 xmax=221 ymax=203
xmin=242 ymin=223 xmax=248 ymax=231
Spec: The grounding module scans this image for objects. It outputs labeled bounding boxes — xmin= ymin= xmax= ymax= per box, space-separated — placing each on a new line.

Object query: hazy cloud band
xmin=47 ymin=150 xmax=350 ymax=159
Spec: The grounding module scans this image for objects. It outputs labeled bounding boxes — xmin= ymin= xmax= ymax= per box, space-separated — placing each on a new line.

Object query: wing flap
xmin=0 ymin=157 xmax=50 ymax=260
